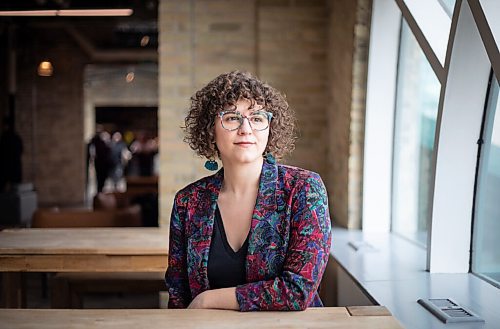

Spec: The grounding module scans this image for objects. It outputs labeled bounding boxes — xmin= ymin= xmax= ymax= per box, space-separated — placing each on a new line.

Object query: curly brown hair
xmin=183 ymin=71 xmax=296 ymax=161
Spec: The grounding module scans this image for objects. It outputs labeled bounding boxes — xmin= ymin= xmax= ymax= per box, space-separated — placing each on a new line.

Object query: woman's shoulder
xmin=276 ymin=163 xmax=323 ymax=183
xmin=173 ymin=171 xmax=220 ymax=203
xmin=276 ymin=164 xmax=328 ymax=203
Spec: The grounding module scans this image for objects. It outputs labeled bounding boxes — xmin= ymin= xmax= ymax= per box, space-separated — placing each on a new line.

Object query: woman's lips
xmin=234 ymin=142 xmax=255 ymax=147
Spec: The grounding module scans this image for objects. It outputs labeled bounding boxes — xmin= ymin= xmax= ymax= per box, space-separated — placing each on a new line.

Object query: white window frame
xmin=362 ymin=0 xmax=401 ymax=233
xmin=471 ymin=0 xmax=500 ymax=84
xmin=428 ymin=0 xmax=490 ymax=273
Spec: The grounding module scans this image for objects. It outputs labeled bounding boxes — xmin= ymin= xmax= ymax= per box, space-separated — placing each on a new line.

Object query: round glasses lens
xmin=248 ymin=112 xmax=269 ymax=130
xmin=221 ymin=112 xmax=242 ymax=130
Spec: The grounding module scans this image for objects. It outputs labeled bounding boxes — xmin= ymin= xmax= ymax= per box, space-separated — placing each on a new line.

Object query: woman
xmin=165 ymin=71 xmax=332 ymax=311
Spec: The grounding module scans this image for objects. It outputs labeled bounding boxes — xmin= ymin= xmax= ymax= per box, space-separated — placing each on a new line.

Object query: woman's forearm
xmin=189 ymin=287 xmax=239 ymax=310
xmin=205 ymin=288 xmax=239 ymax=310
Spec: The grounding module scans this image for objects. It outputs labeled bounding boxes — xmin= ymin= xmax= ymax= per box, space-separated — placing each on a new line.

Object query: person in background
xmin=87 ymin=126 xmax=111 ymax=193
xmin=165 ymin=71 xmax=332 ymax=311
xmin=109 ymin=131 xmax=131 ymax=191
xmin=130 ymin=131 xmax=158 ymax=177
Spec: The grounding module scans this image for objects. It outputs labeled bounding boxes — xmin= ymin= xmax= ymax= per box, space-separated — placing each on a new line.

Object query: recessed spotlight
xmin=126 ymin=72 xmax=135 ymax=83
xmin=140 ymin=35 xmax=150 ymax=47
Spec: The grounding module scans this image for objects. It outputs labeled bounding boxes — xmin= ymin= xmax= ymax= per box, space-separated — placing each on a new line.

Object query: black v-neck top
xmin=207 ymin=206 xmax=249 ymax=289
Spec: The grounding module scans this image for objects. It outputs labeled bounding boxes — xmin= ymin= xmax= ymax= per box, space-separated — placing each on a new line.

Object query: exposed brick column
xmin=327 ymin=0 xmax=371 ymax=229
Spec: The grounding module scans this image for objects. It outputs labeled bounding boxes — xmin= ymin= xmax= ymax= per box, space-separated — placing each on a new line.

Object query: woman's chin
xmin=223 ymin=154 xmax=264 ymax=165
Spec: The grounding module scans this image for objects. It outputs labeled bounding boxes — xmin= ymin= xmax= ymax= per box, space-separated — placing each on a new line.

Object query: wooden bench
xmin=31 ymin=207 xmax=166 ymax=308
xmin=51 ymin=272 xmax=166 ymax=308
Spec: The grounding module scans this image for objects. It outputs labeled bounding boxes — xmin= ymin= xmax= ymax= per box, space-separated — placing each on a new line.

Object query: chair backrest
xmin=93 ymin=193 xmax=118 ymax=210
xmin=93 ymin=192 xmax=135 ymax=210
xmin=31 ymin=205 xmax=142 ymax=228
xmin=126 ymin=176 xmax=158 ymax=196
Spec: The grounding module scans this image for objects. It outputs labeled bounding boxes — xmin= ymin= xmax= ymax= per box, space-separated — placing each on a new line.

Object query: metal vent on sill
xmin=417 ymin=298 xmax=484 ymax=323
xmin=347 ymin=241 xmax=376 ymax=252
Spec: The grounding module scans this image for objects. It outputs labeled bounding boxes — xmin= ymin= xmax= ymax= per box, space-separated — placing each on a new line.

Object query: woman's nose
xmin=238 ymin=117 xmax=253 ymax=134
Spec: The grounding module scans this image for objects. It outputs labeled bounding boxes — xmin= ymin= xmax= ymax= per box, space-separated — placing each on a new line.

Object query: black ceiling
xmin=0 ymin=0 xmax=158 ymax=50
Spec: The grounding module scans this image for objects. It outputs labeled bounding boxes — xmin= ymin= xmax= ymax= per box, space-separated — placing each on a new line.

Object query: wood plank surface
xmin=0 ymin=228 xmax=169 ymax=255
xmin=347 ymin=306 xmax=392 ymax=316
xmin=0 ymin=255 xmax=167 ymax=272
xmin=0 ymin=308 xmax=404 ymax=329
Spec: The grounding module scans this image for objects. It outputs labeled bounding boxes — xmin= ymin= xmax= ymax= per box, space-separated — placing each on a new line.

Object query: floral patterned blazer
xmin=165 ymin=160 xmax=332 ymax=311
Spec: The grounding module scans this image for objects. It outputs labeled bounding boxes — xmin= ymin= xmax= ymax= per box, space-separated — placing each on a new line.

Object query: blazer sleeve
xmin=235 ymin=173 xmax=332 ymax=311
xmin=165 ymin=193 xmax=191 ymax=308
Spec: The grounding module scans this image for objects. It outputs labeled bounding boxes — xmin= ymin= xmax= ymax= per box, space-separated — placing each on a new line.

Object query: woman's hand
xmin=187 ymin=288 xmax=239 ymax=310
xmin=187 ymin=290 xmax=208 ymax=309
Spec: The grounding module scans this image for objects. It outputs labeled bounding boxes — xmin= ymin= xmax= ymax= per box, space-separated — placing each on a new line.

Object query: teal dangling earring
xmin=265 ymin=153 xmax=276 ymax=164
xmin=204 ymin=159 xmax=218 ymax=171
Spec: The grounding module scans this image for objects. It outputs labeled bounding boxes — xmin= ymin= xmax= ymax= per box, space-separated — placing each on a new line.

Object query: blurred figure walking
xmin=109 ymin=131 xmax=131 ymax=191
xmin=87 ymin=125 xmax=111 ymax=193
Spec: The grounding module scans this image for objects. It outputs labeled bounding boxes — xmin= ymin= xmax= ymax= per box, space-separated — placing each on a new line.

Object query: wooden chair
xmin=125 ymin=175 xmax=158 ymax=197
xmin=32 ymin=206 xmax=142 ymax=228
xmin=93 ymin=192 xmax=133 ymax=210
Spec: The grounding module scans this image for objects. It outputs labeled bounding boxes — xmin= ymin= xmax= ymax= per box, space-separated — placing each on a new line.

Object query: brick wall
xmin=349 ymin=0 xmax=371 ymax=229
xmin=16 ymin=27 xmax=87 ymax=206
xmin=259 ymin=0 xmax=328 ymax=174
xmin=159 ymin=0 xmax=330 ymax=227
xmin=327 ymin=0 xmax=356 ymax=229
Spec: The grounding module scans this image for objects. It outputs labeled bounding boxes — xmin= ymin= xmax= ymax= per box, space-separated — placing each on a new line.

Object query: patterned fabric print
xmin=164 ymin=196 xmax=190 ymax=308
xmin=164 ymin=161 xmax=332 ymax=310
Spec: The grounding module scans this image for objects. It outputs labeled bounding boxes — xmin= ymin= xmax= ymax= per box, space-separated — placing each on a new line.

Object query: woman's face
xmin=214 ymin=98 xmax=270 ymax=166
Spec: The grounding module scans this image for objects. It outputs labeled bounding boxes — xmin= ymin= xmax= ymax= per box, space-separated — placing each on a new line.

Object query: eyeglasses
xmin=218 ymin=110 xmax=273 ymax=131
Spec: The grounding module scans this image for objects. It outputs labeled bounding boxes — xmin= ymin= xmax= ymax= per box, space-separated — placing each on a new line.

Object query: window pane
xmin=472 ymin=77 xmax=500 ymax=287
xmin=391 ymin=20 xmax=441 ymax=247
xmin=438 ymin=0 xmax=455 ymax=17
xmin=403 ymin=0 xmax=452 ymax=65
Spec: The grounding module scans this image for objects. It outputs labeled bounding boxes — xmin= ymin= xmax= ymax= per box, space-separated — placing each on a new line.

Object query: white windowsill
xmin=331 ymin=227 xmax=500 ymax=329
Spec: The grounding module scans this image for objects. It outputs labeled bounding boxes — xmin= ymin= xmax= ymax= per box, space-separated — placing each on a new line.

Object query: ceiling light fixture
xmin=125 ymin=72 xmax=135 ymax=83
xmin=38 ymin=61 xmax=54 ymax=77
xmin=58 ymin=9 xmax=133 ymax=16
xmin=0 ymin=10 xmax=57 ymax=16
xmin=0 ymin=9 xmax=133 ymax=16
xmin=140 ymin=35 xmax=150 ymax=47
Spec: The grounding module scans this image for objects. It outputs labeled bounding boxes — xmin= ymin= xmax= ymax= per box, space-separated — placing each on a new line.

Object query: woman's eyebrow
xmin=249 ymin=106 xmax=265 ymax=113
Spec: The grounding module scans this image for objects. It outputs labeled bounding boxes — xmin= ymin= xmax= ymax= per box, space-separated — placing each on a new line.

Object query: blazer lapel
xmin=188 ymin=169 xmax=222 ymax=295
xmin=246 ymin=160 xmax=278 ymax=281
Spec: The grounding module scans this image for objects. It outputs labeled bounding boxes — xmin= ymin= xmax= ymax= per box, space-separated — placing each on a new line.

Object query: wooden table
xmin=0 ymin=307 xmax=404 ymax=328
xmin=0 ymin=228 xmax=169 ymax=307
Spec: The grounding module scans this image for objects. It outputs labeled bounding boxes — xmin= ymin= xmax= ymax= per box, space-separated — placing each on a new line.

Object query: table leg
xmin=1 ymin=272 xmax=26 ymax=308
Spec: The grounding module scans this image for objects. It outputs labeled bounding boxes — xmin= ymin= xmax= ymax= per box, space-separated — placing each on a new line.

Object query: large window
xmin=364 ymin=0 xmax=500 ymax=279
xmin=472 ymin=77 xmax=500 ymax=287
xmin=391 ymin=19 xmax=441 ymax=247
